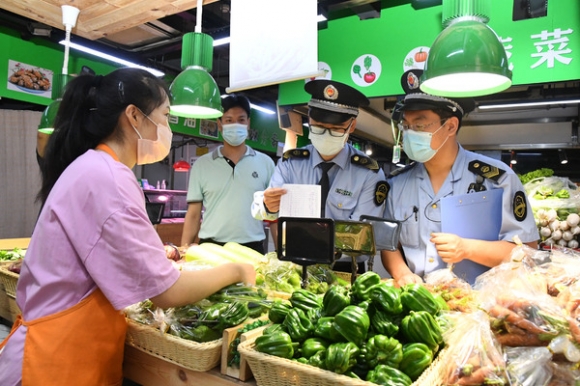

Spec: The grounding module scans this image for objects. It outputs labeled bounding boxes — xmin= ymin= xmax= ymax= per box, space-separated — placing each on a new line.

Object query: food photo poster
xmin=7 ymin=60 xmax=53 ymax=99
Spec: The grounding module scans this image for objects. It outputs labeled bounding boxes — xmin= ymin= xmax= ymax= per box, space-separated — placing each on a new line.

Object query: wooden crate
xmin=221 ymin=318 xmax=269 ymax=381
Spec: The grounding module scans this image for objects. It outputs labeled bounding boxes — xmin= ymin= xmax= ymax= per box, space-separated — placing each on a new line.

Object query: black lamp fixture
xmin=559 ymin=149 xmax=568 ymax=165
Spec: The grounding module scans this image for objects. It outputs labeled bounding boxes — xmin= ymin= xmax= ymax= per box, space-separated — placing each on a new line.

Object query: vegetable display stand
xmin=221 ymin=321 xmax=270 ymax=381
xmin=0 ymin=267 xmax=20 ymax=322
xmin=125 ymin=318 xmax=223 ymax=372
xmin=238 ymin=339 xmax=446 ymax=386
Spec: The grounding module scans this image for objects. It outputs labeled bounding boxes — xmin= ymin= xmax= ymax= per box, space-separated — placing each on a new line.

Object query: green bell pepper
xmin=401 ymin=310 xmax=443 ymax=351
xmin=370 ymin=282 xmax=403 ymax=315
xmin=268 ymin=300 xmax=292 ymax=324
xmin=179 ymin=325 xmax=221 ymax=342
xmin=198 ymin=302 xmax=229 ymax=325
xmin=370 ymin=309 xmax=400 ymax=338
xmin=306 ymin=307 xmax=322 ymax=323
xmin=400 ymin=283 xmax=441 ymax=316
xmin=289 ymin=289 xmax=322 ymax=313
xmin=313 ymin=316 xmax=345 ymax=342
xmin=351 ymin=344 xmax=371 ymax=380
xmin=218 ymin=301 xmax=249 ymax=329
xmin=307 ymin=349 xmax=327 ymax=369
xmin=366 ymin=364 xmax=413 ymax=386
xmin=325 ymin=342 xmax=360 ymax=374
xmin=352 ymin=271 xmax=382 ymax=302
xmin=399 ymin=343 xmax=433 ymax=381
xmin=333 ymin=305 xmax=370 ymax=347
xmin=262 ymin=323 xmax=286 ymax=335
xmin=366 ymin=334 xmax=403 ymax=369
xmin=322 ymin=285 xmax=351 ymax=316
xmin=301 ymin=337 xmax=329 ymax=359
xmin=283 ymin=308 xmax=314 ymax=342
xmin=254 ymin=331 xmax=294 ymax=359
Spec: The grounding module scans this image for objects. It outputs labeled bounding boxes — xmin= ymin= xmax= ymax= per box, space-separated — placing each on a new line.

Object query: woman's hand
xmin=235 ymin=263 xmax=257 ymax=286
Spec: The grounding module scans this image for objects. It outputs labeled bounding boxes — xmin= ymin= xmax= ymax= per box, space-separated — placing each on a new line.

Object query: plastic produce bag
xmin=504 ymin=347 xmax=552 ymax=386
xmin=442 ymin=310 xmax=508 ymax=385
xmin=424 ymin=269 xmax=476 ymax=313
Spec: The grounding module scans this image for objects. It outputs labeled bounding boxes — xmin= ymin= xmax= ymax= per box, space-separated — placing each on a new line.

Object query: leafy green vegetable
xmin=518 ymin=168 xmax=554 ymax=185
xmin=555 ymin=189 xmax=570 ymax=199
xmin=352 ymin=64 xmax=362 ymax=78
xmin=0 ymin=248 xmax=26 ymax=261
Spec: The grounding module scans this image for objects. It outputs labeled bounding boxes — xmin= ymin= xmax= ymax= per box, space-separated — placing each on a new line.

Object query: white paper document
xmin=279 ymin=184 xmax=321 ymax=218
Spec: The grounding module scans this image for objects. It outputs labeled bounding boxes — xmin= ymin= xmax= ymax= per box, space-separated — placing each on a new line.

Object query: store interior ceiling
xmin=1 ymin=0 xmax=579 ymax=180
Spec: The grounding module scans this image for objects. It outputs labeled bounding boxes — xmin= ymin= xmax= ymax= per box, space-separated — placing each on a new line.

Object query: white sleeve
xmin=251 ymin=190 xmax=279 ymax=221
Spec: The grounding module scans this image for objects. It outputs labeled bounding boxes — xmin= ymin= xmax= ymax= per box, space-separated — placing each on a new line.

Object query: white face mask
xmin=309 ymin=127 xmax=348 ymax=157
xmin=402 ymin=122 xmax=448 ymax=163
xmin=132 ymin=113 xmax=173 ymax=165
xmin=222 ymin=123 xmax=248 ymax=146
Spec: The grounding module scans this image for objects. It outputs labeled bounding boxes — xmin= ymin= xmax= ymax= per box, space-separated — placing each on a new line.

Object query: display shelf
xmin=123 ymin=345 xmax=257 ymax=386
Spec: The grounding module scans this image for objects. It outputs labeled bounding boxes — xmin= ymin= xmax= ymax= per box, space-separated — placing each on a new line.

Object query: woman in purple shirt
xmin=0 ymin=68 xmax=255 ymax=386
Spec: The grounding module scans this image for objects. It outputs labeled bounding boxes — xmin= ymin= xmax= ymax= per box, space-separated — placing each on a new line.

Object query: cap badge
xmin=407 ymin=72 xmax=420 ymax=91
xmin=323 ymin=85 xmax=339 ymax=101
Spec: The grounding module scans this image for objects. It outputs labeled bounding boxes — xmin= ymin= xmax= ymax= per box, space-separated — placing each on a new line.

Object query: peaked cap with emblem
xmin=305 ymin=80 xmax=370 ymax=124
xmin=395 ymin=69 xmax=476 ymax=125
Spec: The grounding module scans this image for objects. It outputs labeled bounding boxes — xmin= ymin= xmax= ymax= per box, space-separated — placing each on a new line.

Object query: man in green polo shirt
xmin=181 ymin=94 xmax=275 ymax=253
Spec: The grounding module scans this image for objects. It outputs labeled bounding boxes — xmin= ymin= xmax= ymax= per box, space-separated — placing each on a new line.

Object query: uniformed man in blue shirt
xmin=252 ymin=80 xmax=388 ymax=272
xmin=382 ymin=70 xmax=539 ymax=286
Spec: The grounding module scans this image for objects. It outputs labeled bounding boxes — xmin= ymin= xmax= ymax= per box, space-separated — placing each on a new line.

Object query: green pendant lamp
xmin=420 ymin=0 xmax=512 ymax=97
xmin=38 ymin=5 xmax=79 ymax=134
xmin=38 ymin=73 xmax=74 ymax=134
xmin=169 ymin=0 xmax=223 ymax=119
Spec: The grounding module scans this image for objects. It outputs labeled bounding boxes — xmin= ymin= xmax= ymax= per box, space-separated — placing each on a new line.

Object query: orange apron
xmin=1 ymin=289 xmax=127 ymax=386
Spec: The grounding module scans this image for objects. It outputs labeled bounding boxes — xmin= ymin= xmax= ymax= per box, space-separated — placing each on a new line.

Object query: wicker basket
xmin=238 ymin=339 xmax=445 ymax=386
xmin=125 ymin=318 xmax=222 ymax=372
xmin=0 ymin=266 xmax=19 ymax=298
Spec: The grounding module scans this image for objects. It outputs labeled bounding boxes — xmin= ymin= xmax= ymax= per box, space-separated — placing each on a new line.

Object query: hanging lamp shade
xmin=420 ymin=0 xmax=512 ymax=98
xmin=169 ymin=32 xmax=223 ymax=119
xmin=172 ymin=159 xmax=191 ymax=172
xmin=38 ymin=73 xmax=74 ymax=134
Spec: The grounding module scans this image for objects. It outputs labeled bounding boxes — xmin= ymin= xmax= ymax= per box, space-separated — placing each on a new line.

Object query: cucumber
xmin=223 ymin=242 xmax=267 ymax=264
xmin=184 ymin=244 xmax=230 ymax=266
xmin=198 ymin=242 xmax=257 ymax=265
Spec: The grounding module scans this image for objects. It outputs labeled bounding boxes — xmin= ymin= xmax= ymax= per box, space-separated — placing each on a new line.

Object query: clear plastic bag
xmin=424 ymin=269 xmax=476 ymax=313
xmin=504 ymin=346 xmax=552 ymax=386
xmin=442 ymin=310 xmax=508 ymax=385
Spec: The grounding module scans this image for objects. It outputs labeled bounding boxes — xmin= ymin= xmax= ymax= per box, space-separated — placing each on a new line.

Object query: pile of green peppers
xmin=255 ymin=271 xmax=445 ymax=385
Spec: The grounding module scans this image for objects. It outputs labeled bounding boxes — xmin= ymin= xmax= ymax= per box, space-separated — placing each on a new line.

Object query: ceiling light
xmin=213 ymin=37 xmax=230 ymax=47
xmin=365 ymin=143 xmax=373 ymax=156
xmin=28 ymin=22 xmax=52 ymax=37
xmin=59 ymin=41 xmax=164 ymax=77
xmin=510 ymin=150 xmax=517 ymax=165
xmin=479 ymin=99 xmax=580 ymax=110
xmin=559 ymin=149 xmax=568 ymax=164
xmin=169 ymin=0 xmax=223 ymax=119
xmin=220 ymin=95 xmax=275 ymax=114
xmin=420 ymin=0 xmax=512 ymax=97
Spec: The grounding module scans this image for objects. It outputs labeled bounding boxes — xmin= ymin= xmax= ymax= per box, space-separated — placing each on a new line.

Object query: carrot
xmin=456 ymin=366 xmax=497 ymax=385
xmin=495 ymin=332 xmax=547 ymax=346
xmin=487 ymin=304 xmax=547 ymax=335
xmin=567 ymin=317 xmax=580 ymax=344
xmin=495 ymin=295 xmax=534 ymax=312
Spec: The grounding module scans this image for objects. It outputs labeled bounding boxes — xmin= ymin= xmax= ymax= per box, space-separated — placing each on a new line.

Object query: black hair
xmin=38 ymin=68 xmax=170 ymax=204
xmin=221 ymin=94 xmax=251 ymax=117
xmin=433 ymin=108 xmax=462 ymax=132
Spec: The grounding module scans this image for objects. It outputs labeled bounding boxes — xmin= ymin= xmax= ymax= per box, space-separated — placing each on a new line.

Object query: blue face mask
xmin=402 ymin=122 xmax=448 ymax=163
xmin=222 ymin=123 xmax=248 ymax=146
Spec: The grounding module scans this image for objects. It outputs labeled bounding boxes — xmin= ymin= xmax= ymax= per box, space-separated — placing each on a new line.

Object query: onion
xmin=551 ymin=229 xmax=563 ymax=241
xmin=537 ymin=208 xmax=547 ymax=218
xmin=562 ymin=230 xmax=574 ymax=241
xmin=568 ymin=240 xmax=579 ymax=249
xmin=539 ymin=219 xmax=549 ymax=227
xmin=572 ymin=226 xmax=580 ymax=236
xmin=557 ymin=239 xmax=568 ymax=247
xmin=567 ymin=213 xmax=580 ymax=227
xmin=559 ymin=221 xmax=570 ymax=231
xmin=540 ymin=227 xmax=552 ymax=238
xmin=547 ymin=209 xmax=558 ymax=222
xmin=550 ymin=220 xmax=561 ymax=232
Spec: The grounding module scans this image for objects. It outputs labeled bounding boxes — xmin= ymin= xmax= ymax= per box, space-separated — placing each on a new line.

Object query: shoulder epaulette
xmin=283 ymin=148 xmax=310 ymax=162
xmin=388 ymin=162 xmax=417 ymax=178
xmin=468 ymin=160 xmax=505 ymax=183
xmin=351 ymin=154 xmax=379 ymax=172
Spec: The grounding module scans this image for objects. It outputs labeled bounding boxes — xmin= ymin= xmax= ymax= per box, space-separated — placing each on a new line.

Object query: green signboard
xmin=279 ymin=0 xmax=580 ymax=105
xmin=0 ymin=26 xmax=120 ymax=106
